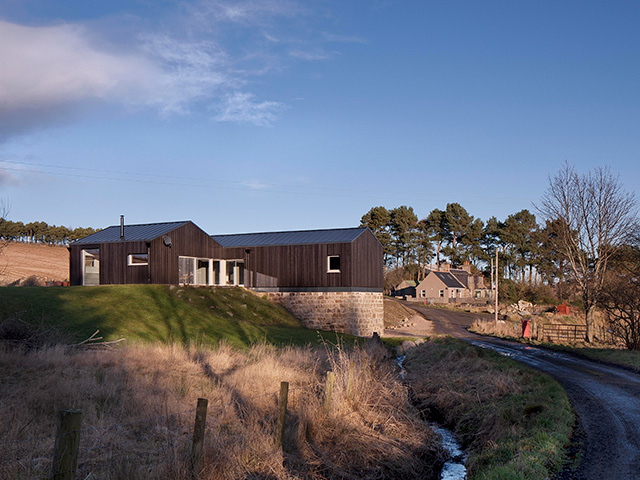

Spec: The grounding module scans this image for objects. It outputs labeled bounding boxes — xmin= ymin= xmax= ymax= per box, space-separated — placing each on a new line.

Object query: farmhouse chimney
xmin=120 ymin=215 xmax=125 ymax=239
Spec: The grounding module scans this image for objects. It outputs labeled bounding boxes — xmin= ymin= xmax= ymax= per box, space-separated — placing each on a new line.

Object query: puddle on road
xmin=396 ymin=355 xmax=467 ymax=480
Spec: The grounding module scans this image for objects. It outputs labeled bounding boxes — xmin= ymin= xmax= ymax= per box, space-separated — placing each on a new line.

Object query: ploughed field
xmin=0 ymin=242 xmax=69 ymax=285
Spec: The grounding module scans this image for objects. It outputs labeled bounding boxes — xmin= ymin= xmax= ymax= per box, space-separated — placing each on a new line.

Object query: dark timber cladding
xmin=69 ymin=221 xmax=224 ymax=285
xmin=69 ymin=221 xmax=383 ymax=291
xmin=212 ymin=227 xmax=383 ymax=290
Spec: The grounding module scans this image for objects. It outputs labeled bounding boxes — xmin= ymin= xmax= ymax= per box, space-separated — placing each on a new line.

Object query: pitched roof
xmin=431 ymin=271 xmax=467 ymax=289
xmin=212 ymin=227 xmax=368 ymax=248
xmin=451 ymin=272 xmax=470 ymax=288
xmin=71 ymin=221 xmax=190 ymax=245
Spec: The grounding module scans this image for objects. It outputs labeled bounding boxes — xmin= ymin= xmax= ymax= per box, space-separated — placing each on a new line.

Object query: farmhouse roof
xmin=212 ymin=227 xmax=368 ymax=248
xmin=432 ymin=271 xmax=467 ymax=289
xmin=71 ymin=221 xmax=190 ymax=244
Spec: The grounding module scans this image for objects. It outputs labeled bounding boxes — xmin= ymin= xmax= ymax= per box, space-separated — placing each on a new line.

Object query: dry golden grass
xmin=470 ymin=318 xmax=522 ymax=338
xmin=0 ymin=242 xmax=69 ymax=285
xmin=0 ymin=341 xmax=444 ymax=479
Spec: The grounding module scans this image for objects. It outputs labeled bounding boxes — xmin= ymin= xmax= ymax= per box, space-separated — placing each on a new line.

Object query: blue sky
xmin=0 ymin=1 xmax=638 ymax=234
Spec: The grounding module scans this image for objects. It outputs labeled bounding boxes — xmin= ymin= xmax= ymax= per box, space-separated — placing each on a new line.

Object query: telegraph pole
xmin=494 ymin=249 xmax=499 ymax=324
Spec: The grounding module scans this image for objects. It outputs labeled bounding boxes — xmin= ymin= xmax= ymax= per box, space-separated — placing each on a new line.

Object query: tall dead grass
xmin=0 ymin=340 xmax=443 ymax=479
xmin=470 ymin=318 xmax=522 ymax=338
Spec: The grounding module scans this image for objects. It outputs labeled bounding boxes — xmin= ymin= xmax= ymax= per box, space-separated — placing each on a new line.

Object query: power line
xmin=0 ymin=159 xmax=531 ymax=206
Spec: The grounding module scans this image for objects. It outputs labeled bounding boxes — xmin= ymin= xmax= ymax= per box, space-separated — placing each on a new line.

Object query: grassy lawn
xmin=405 ymin=337 xmax=573 ymax=480
xmin=0 ymin=285 xmax=356 ymax=349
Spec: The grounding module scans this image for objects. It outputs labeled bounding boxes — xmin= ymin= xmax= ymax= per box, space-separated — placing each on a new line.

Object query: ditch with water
xmin=396 ymin=355 xmax=467 ymax=480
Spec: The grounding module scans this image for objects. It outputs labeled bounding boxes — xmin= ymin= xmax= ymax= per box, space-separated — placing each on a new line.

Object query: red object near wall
xmin=556 ymin=303 xmax=570 ymax=315
xmin=522 ymin=319 xmax=530 ymax=338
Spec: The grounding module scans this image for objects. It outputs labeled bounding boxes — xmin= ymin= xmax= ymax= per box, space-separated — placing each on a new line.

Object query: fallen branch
xmin=72 ymin=330 xmax=126 ymax=349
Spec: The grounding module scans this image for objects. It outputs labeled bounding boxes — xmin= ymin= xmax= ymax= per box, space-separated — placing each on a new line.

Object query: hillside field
xmin=0 ymin=285 xmax=359 ymax=349
xmin=0 ymin=242 xmax=69 ymax=285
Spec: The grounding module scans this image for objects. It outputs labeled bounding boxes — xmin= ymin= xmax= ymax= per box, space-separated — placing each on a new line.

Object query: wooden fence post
xmin=324 ymin=371 xmax=335 ymax=413
xmin=52 ymin=409 xmax=82 ymax=480
xmin=346 ymin=362 xmax=355 ymax=400
xmin=275 ymin=382 xmax=289 ymax=450
xmin=190 ymin=398 xmax=208 ymax=479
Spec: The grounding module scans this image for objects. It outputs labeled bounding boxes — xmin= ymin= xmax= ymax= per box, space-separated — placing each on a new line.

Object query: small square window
xmin=439 ymin=289 xmax=444 ymax=298
xmin=420 ymin=290 xmax=426 ymax=298
xmin=128 ymin=253 xmax=148 ymax=266
xmin=327 ymin=255 xmax=341 ymax=273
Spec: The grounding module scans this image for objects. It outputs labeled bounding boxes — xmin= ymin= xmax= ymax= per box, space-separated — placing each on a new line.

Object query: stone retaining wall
xmin=265 ymin=291 xmax=383 ymax=337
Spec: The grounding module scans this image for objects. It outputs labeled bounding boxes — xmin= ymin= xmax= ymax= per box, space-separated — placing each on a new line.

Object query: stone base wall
xmin=265 ymin=291 xmax=383 ymax=337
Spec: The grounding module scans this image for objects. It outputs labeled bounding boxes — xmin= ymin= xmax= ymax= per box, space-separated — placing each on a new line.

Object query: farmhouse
xmin=69 ymin=218 xmax=383 ymax=336
xmin=413 ymin=263 xmax=492 ymax=304
xmin=415 ymin=270 xmax=468 ymax=302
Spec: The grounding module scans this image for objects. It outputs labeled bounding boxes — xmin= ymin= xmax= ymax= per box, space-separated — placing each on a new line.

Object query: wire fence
xmin=0 ymin=380 xmax=331 ymax=480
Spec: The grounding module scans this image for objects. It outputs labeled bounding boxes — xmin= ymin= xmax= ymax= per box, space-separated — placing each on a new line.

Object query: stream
xmin=396 ymin=355 xmax=467 ymax=480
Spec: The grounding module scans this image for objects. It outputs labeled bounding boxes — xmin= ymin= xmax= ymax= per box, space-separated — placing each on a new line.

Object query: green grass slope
xmin=0 ymin=285 xmax=348 ymax=348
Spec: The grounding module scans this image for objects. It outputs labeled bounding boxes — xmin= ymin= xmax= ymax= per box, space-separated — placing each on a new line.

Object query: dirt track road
xmin=405 ymin=303 xmax=640 ymax=480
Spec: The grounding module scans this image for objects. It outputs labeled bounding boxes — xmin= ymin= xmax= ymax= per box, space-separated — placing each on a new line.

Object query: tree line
xmin=360 ymin=203 xmax=564 ymax=286
xmin=0 ymin=219 xmax=99 ymax=245
xmin=362 ymin=163 xmax=640 ymax=349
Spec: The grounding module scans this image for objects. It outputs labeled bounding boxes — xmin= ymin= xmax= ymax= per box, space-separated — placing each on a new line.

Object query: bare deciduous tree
xmin=538 ymin=163 xmax=639 ymax=342
xmin=599 ymin=242 xmax=640 ymax=349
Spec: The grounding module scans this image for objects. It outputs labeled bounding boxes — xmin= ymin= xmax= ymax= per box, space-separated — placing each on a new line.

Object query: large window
xmin=83 ymin=249 xmax=100 ymax=286
xmin=179 ymin=257 xmax=196 ymax=285
xmin=196 ymin=259 xmax=210 ymax=285
xmin=179 ymin=257 xmax=244 ymax=286
xmin=224 ymin=260 xmax=245 ymax=286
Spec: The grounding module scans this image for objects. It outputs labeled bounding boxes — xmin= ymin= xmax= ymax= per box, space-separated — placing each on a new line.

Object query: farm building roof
xmin=71 ymin=221 xmax=190 ymax=244
xmin=432 ymin=271 xmax=467 ymax=289
xmin=211 ymin=227 xmax=368 ymax=248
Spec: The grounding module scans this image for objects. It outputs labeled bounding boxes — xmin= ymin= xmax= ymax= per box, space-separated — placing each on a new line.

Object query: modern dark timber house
xmin=69 ymin=219 xmax=383 ymax=336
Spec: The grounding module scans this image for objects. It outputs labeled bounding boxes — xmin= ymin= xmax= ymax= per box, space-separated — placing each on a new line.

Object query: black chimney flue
xmin=120 ymin=215 xmax=125 ymax=239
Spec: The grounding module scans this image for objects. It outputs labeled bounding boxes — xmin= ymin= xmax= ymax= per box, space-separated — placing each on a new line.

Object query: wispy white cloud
xmin=186 ymin=0 xmax=305 ymax=26
xmin=139 ymin=34 xmax=232 ymax=115
xmin=289 ymin=50 xmax=334 ymax=61
xmin=215 ymin=92 xmax=285 ymax=126
xmin=0 ymin=0 xmax=365 ymax=138
xmin=0 ymin=161 xmax=45 ymax=187
xmin=241 ymin=179 xmax=271 ymax=190
xmin=0 ymin=169 xmax=21 ymax=187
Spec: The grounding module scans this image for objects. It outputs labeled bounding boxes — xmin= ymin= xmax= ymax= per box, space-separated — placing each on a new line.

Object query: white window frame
xmin=127 ymin=253 xmax=148 ymax=266
xmin=327 ymin=255 xmax=341 ymax=273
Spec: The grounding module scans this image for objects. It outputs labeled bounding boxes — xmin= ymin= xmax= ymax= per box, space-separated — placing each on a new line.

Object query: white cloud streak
xmin=0 ymin=1 xmax=364 ymax=136
xmin=215 ymin=92 xmax=285 ymax=126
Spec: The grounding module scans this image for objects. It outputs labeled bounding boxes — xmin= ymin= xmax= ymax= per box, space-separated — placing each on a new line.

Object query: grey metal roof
xmin=71 ymin=221 xmax=190 ymax=245
xmin=212 ymin=227 xmax=368 ymax=248
xmin=433 ymin=271 xmax=467 ymax=289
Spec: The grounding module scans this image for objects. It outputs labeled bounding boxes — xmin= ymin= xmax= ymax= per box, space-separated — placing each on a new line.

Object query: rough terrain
xmin=404 ymin=301 xmax=640 ymax=479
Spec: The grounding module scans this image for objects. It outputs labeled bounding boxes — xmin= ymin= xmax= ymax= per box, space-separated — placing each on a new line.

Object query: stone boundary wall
xmin=265 ymin=291 xmax=383 ymax=337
